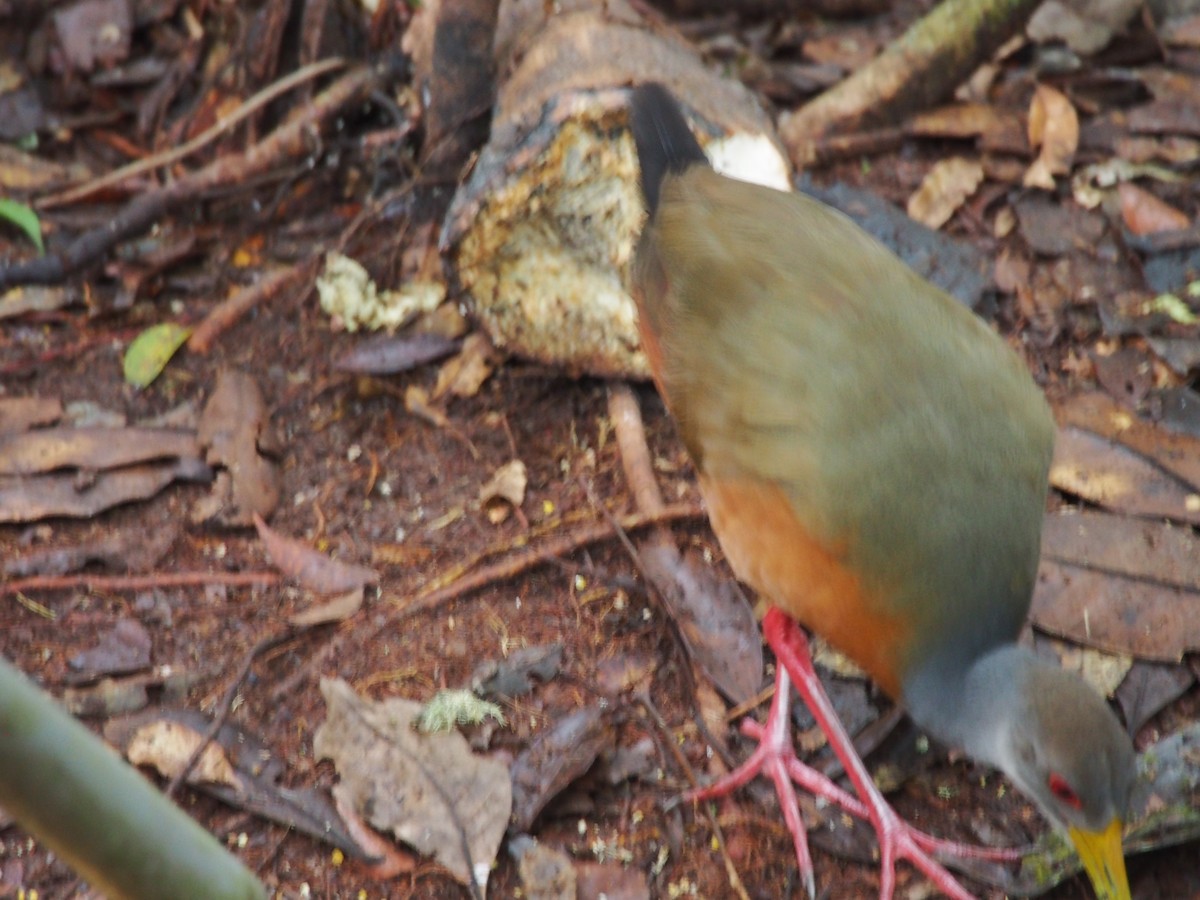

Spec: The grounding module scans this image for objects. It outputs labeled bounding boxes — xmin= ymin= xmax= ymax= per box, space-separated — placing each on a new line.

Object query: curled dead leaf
xmin=906 ymin=157 xmax=984 ymax=230
xmin=1024 ymin=85 xmax=1078 ymax=190
xmin=478 ymin=459 xmax=527 ymax=524
xmin=434 ymin=332 xmax=497 ymax=399
xmin=126 ymin=720 xmax=243 ymax=790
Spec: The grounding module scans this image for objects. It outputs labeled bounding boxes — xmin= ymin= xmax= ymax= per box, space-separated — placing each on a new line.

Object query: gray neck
xmin=902 ymin=644 xmax=1034 ymax=775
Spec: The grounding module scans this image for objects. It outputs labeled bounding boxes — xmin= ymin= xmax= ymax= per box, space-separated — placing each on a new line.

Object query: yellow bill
xmin=1069 ymin=818 xmax=1129 ymax=900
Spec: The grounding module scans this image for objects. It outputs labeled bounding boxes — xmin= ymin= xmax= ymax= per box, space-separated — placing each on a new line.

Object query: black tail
xmin=628 ymin=84 xmax=709 ymax=217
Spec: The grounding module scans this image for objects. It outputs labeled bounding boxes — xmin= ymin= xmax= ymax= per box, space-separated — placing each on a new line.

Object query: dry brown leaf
xmin=1055 ymin=392 xmax=1200 ymax=491
xmin=1024 ymin=85 xmax=1078 ymax=190
xmin=434 ymin=332 xmax=496 ymax=399
xmin=1050 ymin=425 xmax=1200 ymax=525
xmin=289 ymin=587 xmax=365 ymax=626
xmin=0 ymin=457 xmax=211 ymax=523
xmin=510 ymin=706 xmax=611 ymax=833
xmin=478 ymin=459 xmax=527 ymax=523
xmin=0 ymin=426 xmax=199 ymax=475
xmin=68 ymin=619 xmax=151 ymax=680
xmin=0 ymin=396 xmax=63 ymax=434
xmin=1050 ymin=638 xmax=1132 ymax=697
xmin=404 ymin=384 xmax=450 ymax=428
xmin=511 ymin=836 xmax=576 ymax=900
xmin=907 ymin=103 xmax=1005 ymax=140
xmin=194 ymin=369 xmax=280 ymax=526
xmin=907 ymin=157 xmax=984 ymax=230
xmin=126 ymin=720 xmax=243 ymax=789
xmin=1036 ymin=510 xmax=1200 ymax=661
xmin=314 ymin=678 xmax=511 ymax=894
xmin=637 ymin=539 xmax=763 ymax=704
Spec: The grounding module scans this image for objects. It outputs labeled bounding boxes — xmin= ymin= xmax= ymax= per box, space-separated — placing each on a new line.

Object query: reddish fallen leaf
xmin=253 ymin=514 xmax=378 ymax=595
xmin=576 ymin=860 xmax=650 ymax=900
xmin=333 ymin=794 xmax=418 ymax=880
xmin=1118 ymin=182 xmax=1191 ymax=236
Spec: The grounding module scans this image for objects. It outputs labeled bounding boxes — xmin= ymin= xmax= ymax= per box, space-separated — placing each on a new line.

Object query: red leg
xmin=688 ymin=663 xmax=866 ymax=899
xmin=763 ymin=607 xmax=1020 ymax=899
xmin=688 ymin=608 xmax=1021 ymax=899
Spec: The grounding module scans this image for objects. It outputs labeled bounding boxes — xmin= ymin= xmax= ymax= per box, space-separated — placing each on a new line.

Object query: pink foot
xmin=688 ymin=664 xmax=864 ymax=898
xmin=689 ymin=608 xmax=1022 ymax=900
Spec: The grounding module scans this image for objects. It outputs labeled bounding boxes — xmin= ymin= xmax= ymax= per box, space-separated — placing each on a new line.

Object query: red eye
xmin=1048 ymin=773 xmax=1082 ymax=810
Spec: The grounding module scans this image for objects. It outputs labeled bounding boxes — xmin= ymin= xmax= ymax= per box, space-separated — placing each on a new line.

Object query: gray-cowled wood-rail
xmin=627 ymin=82 xmax=1134 ymax=900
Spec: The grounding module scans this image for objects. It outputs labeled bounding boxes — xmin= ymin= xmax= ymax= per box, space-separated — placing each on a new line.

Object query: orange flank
xmin=699 ymin=474 xmax=909 ymax=699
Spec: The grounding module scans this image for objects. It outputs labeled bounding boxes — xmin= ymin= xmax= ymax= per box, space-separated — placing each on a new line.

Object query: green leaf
xmin=1146 ymin=293 xmax=1199 ymax=326
xmin=123 ymin=322 xmax=192 ymax=388
xmin=0 ymin=198 xmax=44 ymax=253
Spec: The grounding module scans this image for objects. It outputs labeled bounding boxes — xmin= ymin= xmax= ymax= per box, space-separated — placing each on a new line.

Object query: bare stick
xmin=39 ymin=58 xmax=348 ymax=209
xmin=389 ymin=502 xmax=704 ymax=620
xmin=2 ymin=570 xmax=279 ymax=597
xmin=0 ymin=62 xmax=387 ymax=291
xmin=609 ymin=384 xmax=665 ymax=516
xmin=780 ymin=0 xmax=1040 ymax=166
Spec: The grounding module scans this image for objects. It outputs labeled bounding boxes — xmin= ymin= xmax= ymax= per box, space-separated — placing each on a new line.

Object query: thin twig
xmin=636 ymin=691 xmax=751 ymax=900
xmin=188 ymin=261 xmax=314 ymax=353
xmin=2 ymin=570 xmax=279 ymax=597
xmin=386 ymin=502 xmax=704 ymax=622
xmin=164 ymin=629 xmax=298 ymax=799
xmin=582 ymin=483 xmax=738 ymax=772
xmin=38 ymin=57 xmax=349 ymax=209
xmin=0 ymin=62 xmax=387 ymax=290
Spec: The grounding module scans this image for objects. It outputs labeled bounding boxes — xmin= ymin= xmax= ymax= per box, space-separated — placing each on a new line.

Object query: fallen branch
xmin=388 ymin=501 xmax=704 ymax=621
xmin=188 ymin=262 xmax=314 ymax=354
xmin=780 ymin=0 xmax=1040 ymax=166
xmin=0 ymin=61 xmax=391 ymax=291
xmin=1 ymin=570 xmax=280 ymax=597
xmin=38 ymin=57 xmax=349 ymax=210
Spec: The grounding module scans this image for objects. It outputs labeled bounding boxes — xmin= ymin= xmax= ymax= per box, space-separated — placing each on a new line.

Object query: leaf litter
xmin=314 ymin=677 xmax=511 ymax=897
